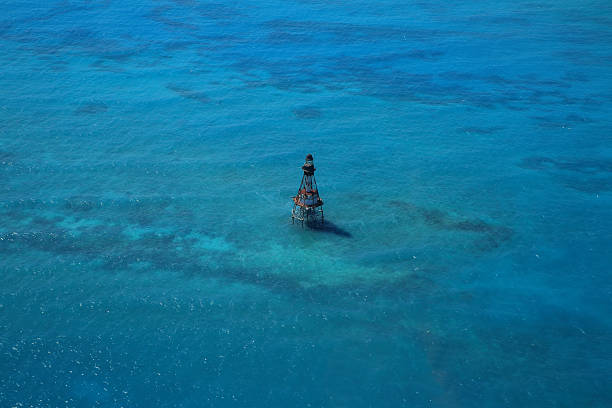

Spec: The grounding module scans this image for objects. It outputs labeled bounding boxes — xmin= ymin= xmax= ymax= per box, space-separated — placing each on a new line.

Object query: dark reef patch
xmin=264 ymin=19 xmax=449 ymax=43
xmin=561 ymin=71 xmax=590 ymax=82
xmin=531 ymin=118 xmax=566 ymax=129
xmin=163 ymin=40 xmax=197 ymax=51
xmin=0 ymin=20 xmax=14 ymax=36
xmin=197 ymin=3 xmax=241 ymax=20
xmin=0 ymin=150 xmax=15 ymax=161
xmin=0 ymin=198 xmax=445 ymax=299
xmin=565 ymin=114 xmax=592 ymax=124
xmin=90 ymin=60 xmax=124 ymax=73
xmin=520 ymin=156 xmax=612 ymax=193
xmin=466 ymin=15 xmax=531 ymax=26
xmin=148 ymin=6 xmax=200 ymax=31
xmin=33 ymin=1 xmax=104 ymax=23
xmin=171 ymin=0 xmax=197 ymax=6
xmin=457 ymin=127 xmax=503 ymax=135
xmin=221 ymin=25 xmax=578 ymax=109
xmin=402 ymin=49 xmax=445 ymax=60
xmin=64 ymin=198 xmax=98 ymax=212
xmin=556 ymin=49 xmax=612 ymax=66
xmin=0 ymin=231 xmax=81 ymax=255
xmin=388 ymin=200 xmax=513 ymax=250
xmin=267 ymin=31 xmax=314 ymax=44
xmin=167 ymin=84 xmax=209 ymax=104
xmin=519 ymin=157 xmax=612 ymax=174
xmin=58 ymin=27 xmax=118 ymax=53
xmin=75 ymin=102 xmax=108 ymax=115
xmin=562 ymin=178 xmax=612 ymax=193
xmin=101 ymin=49 xmax=141 ymax=62
xmin=530 ymin=115 xmax=581 ymax=129
xmin=31 ymin=216 xmax=62 ymax=227
xmin=292 ymin=107 xmax=322 ymax=119
xmin=50 ymin=60 xmax=69 ymax=72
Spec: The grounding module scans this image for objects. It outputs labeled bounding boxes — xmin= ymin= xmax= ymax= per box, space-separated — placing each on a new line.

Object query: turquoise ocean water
xmin=1 ymin=0 xmax=611 ymax=406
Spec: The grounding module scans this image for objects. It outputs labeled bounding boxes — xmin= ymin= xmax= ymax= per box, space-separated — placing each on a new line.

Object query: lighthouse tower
xmin=291 ymin=154 xmax=324 ymax=226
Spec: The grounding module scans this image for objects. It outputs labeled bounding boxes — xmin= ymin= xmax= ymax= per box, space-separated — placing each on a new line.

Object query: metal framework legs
xmin=291 ymin=205 xmax=324 ymax=227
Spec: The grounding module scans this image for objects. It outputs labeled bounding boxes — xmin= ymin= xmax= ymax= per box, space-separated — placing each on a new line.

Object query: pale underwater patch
xmin=180 ymin=231 xmax=233 ymax=252
xmin=122 ymin=224 xmax=173 ymax=240
xmin=233 ymin=242 xmax=415 ymax=288
xmin=57 ymin=215 xmax=105 ymax=236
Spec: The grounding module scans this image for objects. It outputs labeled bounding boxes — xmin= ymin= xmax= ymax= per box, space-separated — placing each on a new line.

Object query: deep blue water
xmin=1 ymin=0 xmax=612 ymax=406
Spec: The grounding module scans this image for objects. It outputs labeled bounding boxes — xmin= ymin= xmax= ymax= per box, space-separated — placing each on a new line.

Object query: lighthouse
xmin=291 ymin=154 xmax=324 ymax=226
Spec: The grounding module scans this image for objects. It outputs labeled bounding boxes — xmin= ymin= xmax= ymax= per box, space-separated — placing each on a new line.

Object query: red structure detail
xmin=291 ymin=154 xmax=324 ymax=226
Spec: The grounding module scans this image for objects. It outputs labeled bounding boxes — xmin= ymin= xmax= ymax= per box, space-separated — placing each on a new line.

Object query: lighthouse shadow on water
xmin=306 ymin=219 xmax=352 ymax=238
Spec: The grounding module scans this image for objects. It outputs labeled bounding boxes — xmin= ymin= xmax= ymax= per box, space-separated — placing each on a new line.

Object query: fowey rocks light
xmin=291 ymin=154 xmax=324 ymax=226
